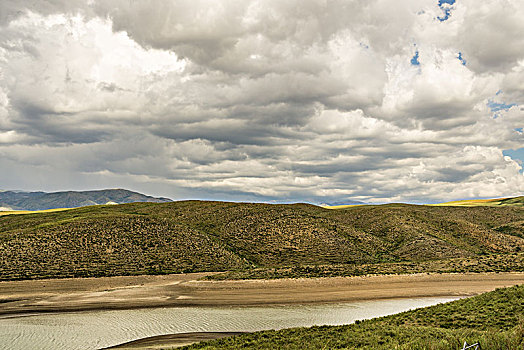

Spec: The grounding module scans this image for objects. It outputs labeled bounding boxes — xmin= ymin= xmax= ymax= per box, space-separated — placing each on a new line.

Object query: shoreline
xmin=101 ymin=332 xmax=246 ymax=349
xmin=1 ymin=271 xmax=523 ymax=316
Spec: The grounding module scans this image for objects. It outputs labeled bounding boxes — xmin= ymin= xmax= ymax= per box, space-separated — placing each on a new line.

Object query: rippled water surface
xmin=0 ymin=297 xmax=460 ymax=350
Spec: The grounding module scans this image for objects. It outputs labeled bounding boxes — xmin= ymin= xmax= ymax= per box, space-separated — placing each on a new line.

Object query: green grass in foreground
xmin=183 ymin=285 xmax=524 ymax=349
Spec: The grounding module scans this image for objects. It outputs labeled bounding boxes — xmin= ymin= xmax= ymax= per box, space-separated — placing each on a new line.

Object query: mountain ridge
xmin=0 ymin=189 xmax=172 ymax=211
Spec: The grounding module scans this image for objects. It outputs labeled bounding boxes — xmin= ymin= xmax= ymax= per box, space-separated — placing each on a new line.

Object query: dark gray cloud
xmin=454 ymin=0 xmax=524 ymax=73
xmin=0 ymin=0 xmax=90 ymax=25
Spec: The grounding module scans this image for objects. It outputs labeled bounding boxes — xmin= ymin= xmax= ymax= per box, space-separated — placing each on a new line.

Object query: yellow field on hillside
xmin=432 ymin=198 xmax=509 ymax=207
xmin=322 ymin=204 xmax=365 ymax=209
xmin=0 ymin=208 xmax=72 ymax=216
xmin=324 ymin=195 xmax=523 ymax=208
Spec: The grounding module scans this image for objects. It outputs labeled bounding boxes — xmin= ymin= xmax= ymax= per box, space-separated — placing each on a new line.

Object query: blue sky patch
xmin=458 ymin=52 xmax=466 ymax=65
xmin=503 ymin=148 xmax=524 ymax=173
xmin=487 ymin=100 xmax=517 ymax=113
xmin=488 ymin=98 xmax=517 ymax=119
xmin=411 ymin=51 xmax=420 ymax=66
xmin=438 ymin=0 xmax=456 ymax=21
xmin=438 ymin=10 xmax=452 ymax=21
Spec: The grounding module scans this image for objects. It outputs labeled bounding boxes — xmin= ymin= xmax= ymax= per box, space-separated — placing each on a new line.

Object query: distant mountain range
xmin=319 ymin=200 xmax=366 ymax=207
xmin=321 ymin=196 xmax=524 ymax=208
xmin=1 ymin=189 xmax=521 ymax=212
xmin=0 ymin=189 xmax=172 ymax=211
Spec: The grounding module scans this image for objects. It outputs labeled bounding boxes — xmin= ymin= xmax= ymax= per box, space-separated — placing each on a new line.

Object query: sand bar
xmin=1 ymin=272 xmax=523 ymax=316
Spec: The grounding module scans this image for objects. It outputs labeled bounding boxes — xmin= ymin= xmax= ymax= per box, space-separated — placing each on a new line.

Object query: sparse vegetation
xmin=182 ymin=285 xmax=524 ymax=349
xmin=207 ymin=252 xmax=524 ymax=280
xmin=0 ymin=201 xmax=523 ymax=281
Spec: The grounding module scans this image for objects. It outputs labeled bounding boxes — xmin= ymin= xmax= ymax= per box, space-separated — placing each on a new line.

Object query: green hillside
xmin=0 ymin=201 xmax=523 ymax=280
xmin=184 ymin=284 xmax=524 ymax=349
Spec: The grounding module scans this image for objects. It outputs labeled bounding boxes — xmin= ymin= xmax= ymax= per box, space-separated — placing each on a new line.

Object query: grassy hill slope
xmin=0 ymin=201 xmax=523 ymax=280
xmin=184 ymin=284 xmax=524 ymax=349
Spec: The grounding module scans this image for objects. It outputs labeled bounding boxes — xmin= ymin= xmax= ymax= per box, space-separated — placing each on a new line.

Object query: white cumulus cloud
xmin=0 ymin=0 xmax=522 ymax=202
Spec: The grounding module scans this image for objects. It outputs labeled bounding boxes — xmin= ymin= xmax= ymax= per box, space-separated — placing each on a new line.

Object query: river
xmin=0 ymin=296 xmax=460 ymax=350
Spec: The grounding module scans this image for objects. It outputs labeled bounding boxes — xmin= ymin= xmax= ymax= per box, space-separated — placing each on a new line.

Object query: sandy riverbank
xmin=1 ymin=272 xmax=523 ymax=316
xmin=102 ymin=332 xmax=246 ymax=349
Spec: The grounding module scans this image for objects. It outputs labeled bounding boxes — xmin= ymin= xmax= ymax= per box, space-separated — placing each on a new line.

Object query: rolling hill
xmin=0 ymin=189 xmax=171 ymax=211
xmin=0 ymin=201 xmax=523 ymax=280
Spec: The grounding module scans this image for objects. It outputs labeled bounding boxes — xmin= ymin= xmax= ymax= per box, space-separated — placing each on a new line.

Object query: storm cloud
xmin=0 ymin=0 xmax=522 ymax=203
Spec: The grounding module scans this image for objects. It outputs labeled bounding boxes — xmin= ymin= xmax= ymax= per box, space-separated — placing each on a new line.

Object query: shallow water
xmin=0 ymin=297 xmax=461 ymax=350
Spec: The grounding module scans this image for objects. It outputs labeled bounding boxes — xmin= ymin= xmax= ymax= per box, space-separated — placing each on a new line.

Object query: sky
xmin=0 ymin=0 xmax=522 ymax=204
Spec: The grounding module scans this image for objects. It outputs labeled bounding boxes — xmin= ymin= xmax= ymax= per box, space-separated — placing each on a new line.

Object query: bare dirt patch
xmin=1 ymin=272 xmax=523 ymax=316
